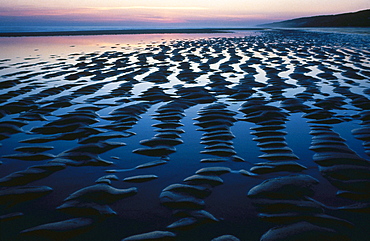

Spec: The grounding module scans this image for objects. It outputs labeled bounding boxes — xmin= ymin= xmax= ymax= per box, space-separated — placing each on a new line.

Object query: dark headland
xmin=260 ymin=9 xmax=370 ymax=28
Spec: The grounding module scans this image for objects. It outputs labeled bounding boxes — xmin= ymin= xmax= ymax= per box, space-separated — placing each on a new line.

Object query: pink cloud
xmin=0 ymin=6 xmax=278 ymax=27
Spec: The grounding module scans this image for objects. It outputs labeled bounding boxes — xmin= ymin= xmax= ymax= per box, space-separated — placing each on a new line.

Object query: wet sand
xmin=0 ymin=29 xmax=370 ymax=241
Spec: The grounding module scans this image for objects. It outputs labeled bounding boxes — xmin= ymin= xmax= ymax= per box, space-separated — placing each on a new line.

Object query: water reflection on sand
xmin=0 ymin=30 xmax=370 ymax=241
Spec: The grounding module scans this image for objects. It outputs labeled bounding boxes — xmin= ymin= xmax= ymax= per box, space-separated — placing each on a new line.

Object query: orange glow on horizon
xmin=0 ymin=1 xmax=368 ymax=27
xmin=91 ymin=6 xmax=208 ymax=11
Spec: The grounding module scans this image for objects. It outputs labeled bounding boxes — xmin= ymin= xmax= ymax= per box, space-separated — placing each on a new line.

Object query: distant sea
xmin=0 ymin=25 xmax=141 ymax=33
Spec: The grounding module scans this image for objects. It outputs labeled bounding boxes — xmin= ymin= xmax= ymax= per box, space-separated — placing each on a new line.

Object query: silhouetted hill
xmin=260 ymin=9 xmax=370 ymax=27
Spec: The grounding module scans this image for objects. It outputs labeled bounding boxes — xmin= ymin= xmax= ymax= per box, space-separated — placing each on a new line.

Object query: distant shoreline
xmin=260 ymin=9 xmax=370 ymax=28
xmin=1 ymin=27 xmax=368 ymax=37
xmin=0 ymin=28 xmax=264 ymax=37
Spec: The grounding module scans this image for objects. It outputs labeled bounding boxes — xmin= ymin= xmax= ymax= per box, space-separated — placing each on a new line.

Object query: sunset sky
xmin=0 ymin=0 xmax=369 ymax=28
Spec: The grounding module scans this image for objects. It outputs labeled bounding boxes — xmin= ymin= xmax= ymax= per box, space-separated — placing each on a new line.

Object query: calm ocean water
xmin=0 ymin=25 xmax=145 ymax=33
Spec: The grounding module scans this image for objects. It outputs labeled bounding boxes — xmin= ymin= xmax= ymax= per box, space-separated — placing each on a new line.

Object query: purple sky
xmin=1 ymin=1 xmax=369 ymax=28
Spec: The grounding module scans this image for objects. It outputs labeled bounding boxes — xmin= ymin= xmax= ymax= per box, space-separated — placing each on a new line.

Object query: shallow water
xmin=0 ymin=30 xmax=370 ymax=241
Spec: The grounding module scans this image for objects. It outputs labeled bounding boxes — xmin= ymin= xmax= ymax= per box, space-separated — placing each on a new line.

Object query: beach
xmin=0 ymin=29 xmax=370 ymax=241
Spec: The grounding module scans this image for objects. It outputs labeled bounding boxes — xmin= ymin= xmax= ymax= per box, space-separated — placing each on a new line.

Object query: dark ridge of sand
xmin=0 ymin=28 xmax=264 ymax=37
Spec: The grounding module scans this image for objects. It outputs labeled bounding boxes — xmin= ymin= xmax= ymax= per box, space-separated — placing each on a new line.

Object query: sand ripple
xmin=0 ymin=30 xmax=369 ymax=240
